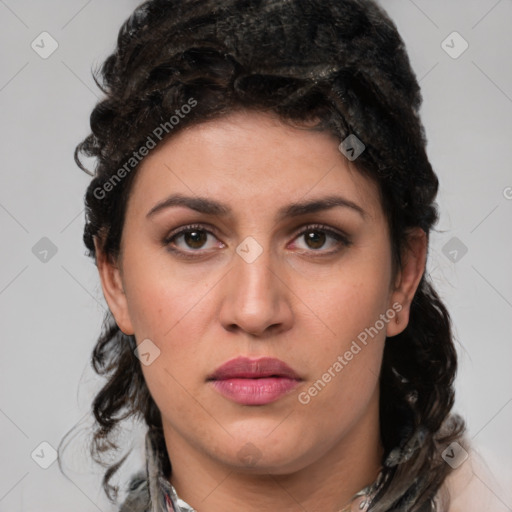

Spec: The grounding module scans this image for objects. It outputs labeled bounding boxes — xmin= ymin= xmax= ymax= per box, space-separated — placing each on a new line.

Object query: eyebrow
xmin=146 ymin=193 xmax=367 ymax=221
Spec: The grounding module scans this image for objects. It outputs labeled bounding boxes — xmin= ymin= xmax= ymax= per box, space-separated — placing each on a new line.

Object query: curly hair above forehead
xmin=64 ymin=0 xmax=465 ymax=510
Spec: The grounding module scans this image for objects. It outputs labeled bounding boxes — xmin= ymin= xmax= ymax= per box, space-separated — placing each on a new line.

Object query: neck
xmin=163 ymin=396 xmax=383 ymax=512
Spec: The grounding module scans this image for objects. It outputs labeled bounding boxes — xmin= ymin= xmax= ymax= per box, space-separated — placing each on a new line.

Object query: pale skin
xmin=95 ymin=109 xmax=427 ymax=512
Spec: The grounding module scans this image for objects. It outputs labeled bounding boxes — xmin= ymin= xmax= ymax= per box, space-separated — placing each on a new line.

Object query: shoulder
xmin=443 ymin=443 xmax=511 ymax=512
xmin=118 ymin=471 xmax=151 ymax=512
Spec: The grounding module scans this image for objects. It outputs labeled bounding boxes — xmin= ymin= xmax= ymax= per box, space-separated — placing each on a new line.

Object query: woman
xmin=67 ymin=0 xmax=504 ymax=510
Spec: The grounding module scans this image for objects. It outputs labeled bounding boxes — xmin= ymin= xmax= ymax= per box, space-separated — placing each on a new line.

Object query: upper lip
xmin=207 ymin=356 xmax=301 ymax=380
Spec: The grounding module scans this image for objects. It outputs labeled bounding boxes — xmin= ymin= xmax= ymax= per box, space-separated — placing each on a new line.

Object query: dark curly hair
xmin=61 ymin=0 xmax=466 ymax=510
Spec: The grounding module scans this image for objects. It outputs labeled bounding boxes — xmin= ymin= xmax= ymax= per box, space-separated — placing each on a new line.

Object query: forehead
xmin=127 ymin=110 xmax=383 ymax=222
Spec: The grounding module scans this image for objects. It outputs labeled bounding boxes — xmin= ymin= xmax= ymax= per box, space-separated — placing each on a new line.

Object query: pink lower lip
xmin=209 ymin=377 xmax=300 ymax=405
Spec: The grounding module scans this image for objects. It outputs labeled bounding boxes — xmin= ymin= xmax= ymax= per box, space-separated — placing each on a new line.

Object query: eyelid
xmin=162 ymin=223 xmax=223 ymax=260
xmin=292 ymin=223 xmax=351 ymax=242
xmin=163 ymin=222 xmax=223 ymax=250
xmin=164 ymin=222 xmax=220 ymax=241
xmin=289 ymin=223 xmax=352 ymax=254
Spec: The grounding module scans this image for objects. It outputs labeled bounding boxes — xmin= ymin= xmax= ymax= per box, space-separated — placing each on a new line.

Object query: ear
xmin=94 ymin=236 xmax=135 ymax=336
xmin=386 ymin=227 xmax=427 ymax=337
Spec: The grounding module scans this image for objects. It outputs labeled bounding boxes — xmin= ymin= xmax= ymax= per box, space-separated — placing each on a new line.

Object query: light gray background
xmin=0 ymin=1 xmax=511 ymax=510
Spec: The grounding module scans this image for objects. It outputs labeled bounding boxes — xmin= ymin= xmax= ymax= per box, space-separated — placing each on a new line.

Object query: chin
xmin=214 ymin=430 xmax=317 ymax=474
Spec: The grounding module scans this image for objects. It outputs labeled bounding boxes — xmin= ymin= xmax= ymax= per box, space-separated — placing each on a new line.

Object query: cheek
xmin=296 ymin=278 xmax=387 ymax=425
xmin=296 ymin=346 xmax=383 ymax=448
xmin=123 ymin=246 xmax=209 ymax=341
xmin=292 ymin=251 xmax=391 ymax=401
xmin=132 ymin=279 xmax=209 ymax=418
xmin=297 ymin=255 xmax=392 ymax=344
xmin=300 ymin=278 xmax=387 ymax=392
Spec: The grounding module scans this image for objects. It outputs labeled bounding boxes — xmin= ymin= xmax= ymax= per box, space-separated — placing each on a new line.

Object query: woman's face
xmin=97 ymin=109 xmax=425 ymax=476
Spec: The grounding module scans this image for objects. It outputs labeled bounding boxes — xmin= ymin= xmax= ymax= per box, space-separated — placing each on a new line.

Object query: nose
xmin=218 ymin=241 xmax=294 ymax=338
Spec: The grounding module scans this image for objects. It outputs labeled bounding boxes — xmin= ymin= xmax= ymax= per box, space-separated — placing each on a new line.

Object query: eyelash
xmin=162 ymin=223 xmax=352 ymax=260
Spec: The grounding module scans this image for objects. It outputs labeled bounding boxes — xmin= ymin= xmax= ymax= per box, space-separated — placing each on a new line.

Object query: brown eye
xmin=182 ymin=230 xmax=208 ymax=249
xmin=304 ymin=230 xmax=327 ymax=250
xmin=292 ymin=224 xmax=352 ymax=255
xmin=163 ymin=224 xmax=222 ymax=256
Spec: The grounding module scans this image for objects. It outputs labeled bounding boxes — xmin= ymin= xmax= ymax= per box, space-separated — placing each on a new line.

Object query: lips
xmin=207 ymin=356 xmax=301 ymax=405
xmin=208 ymin=356 xmax=300 ymax=380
